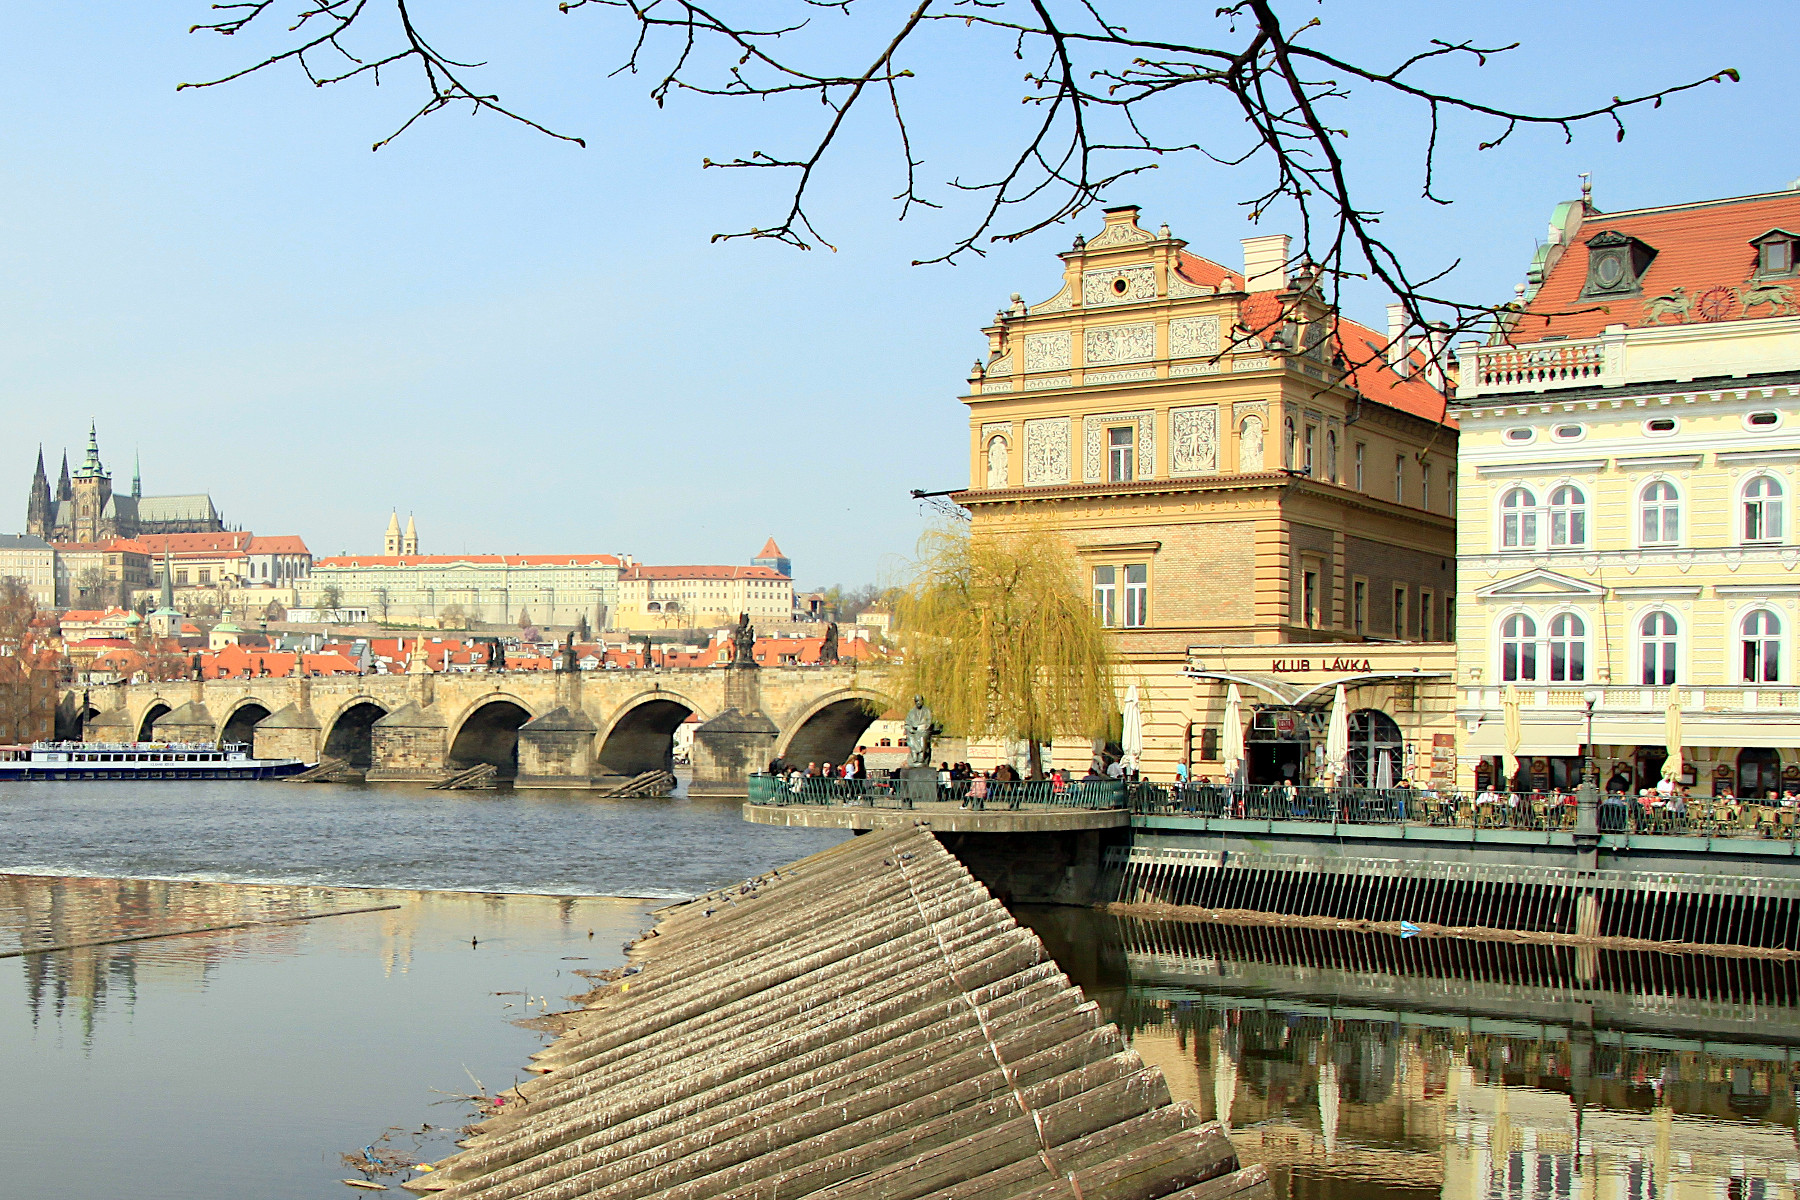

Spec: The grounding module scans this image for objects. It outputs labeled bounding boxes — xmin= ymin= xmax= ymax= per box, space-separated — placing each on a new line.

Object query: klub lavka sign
xmin=1268 ymin=658 xmax=1372 ymax=674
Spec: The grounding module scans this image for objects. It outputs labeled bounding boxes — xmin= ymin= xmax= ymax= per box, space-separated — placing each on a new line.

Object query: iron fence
xmin=746 ymin=773 xmax=1125 ymax=811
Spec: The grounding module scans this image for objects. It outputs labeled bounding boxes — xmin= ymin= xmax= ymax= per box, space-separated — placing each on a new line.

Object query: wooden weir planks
xmin=406 ymin=826 xmax=1269 ymax=1200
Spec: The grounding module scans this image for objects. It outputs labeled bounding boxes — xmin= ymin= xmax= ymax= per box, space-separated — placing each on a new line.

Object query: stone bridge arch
xmin=447 ymin=694 xmax=538 ymax=775
xmin=595 ymin=689 xmax=712 ymax=779
xmin=218 ymin=697 xmax=273 ymax=748
xmin=136 ymin=698 xmax=175 ymax=742
xmin=320 ymin=696 xmax=390 ymax=769
xmin=775 ymin=687 xmax=897 ymax=770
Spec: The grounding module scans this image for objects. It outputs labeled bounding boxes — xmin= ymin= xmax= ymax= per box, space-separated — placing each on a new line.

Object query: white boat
xmin=0 ymin=741 xmax=309 ymax=781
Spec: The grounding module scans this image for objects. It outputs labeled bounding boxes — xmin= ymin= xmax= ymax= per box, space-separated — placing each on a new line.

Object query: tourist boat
xmin=0 ymin=741 xmax=309 ymax=781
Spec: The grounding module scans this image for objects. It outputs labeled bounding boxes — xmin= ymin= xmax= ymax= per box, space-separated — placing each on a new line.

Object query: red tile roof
xmin=1511 ymin=189 xmax=1800 ymax=341
xmin=757 ymin=537 xmax=784 ymax=559
xmin=134 ymin=532 xmax=255 ymax=554
xmin=244 ymin=535 xmax=311 ymax=555
xmin=622 ymin=565 xmax=790 ymax=581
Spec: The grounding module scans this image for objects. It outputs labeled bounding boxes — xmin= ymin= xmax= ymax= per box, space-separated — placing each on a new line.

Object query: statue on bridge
xmin=732 ymin=613 xmax=756 ymax=666
xmin=904 ymin=695 xmax=935 ymax=769
xmin=562 ymin=630 xmax=578 ymax=673
xmin=821 ymin=621 xmax=840 ymax=665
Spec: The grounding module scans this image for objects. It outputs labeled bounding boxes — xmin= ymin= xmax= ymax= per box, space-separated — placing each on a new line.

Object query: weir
xmin=405 ymin=826 xmax=1275 ymax=1200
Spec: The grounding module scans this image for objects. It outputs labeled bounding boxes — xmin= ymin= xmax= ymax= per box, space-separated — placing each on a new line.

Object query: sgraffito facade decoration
xmin=1233 ymin=401 xmax=1270 ymax=474
xmin=1082 ymin=265 xmax=1157 ymax=307
xmin=1169 ymin=315 xmax=1222 ymax=359
xmin=980 ymin=422 xmax=1013 ymax=489
xmin=1023 ymin=417 xmax=1071 ymax=485
xmin=1087 ymin=368 xmax=1156 ymax=386
xmin=1084 ymin=322 xmax=1156 ymax=367
xmin=1169 ymin=406 xmax=1220 ymax=477
xmin=1083 ymin=411 xmax=1155 ymax=483
xmin=1023 ymin=332 xmax=1072 ymax=373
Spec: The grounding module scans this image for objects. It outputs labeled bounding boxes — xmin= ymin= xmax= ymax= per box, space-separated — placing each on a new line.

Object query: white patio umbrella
xmin=1324 ymin=683 xmax=1349 ymax=786
xmin=1221 ymin=683 xmax=1246 ymax=786
xmin=1662 ymin=690 xmax=1684 ymax=783
xmin=1502 ymin=683 xmax=1522 ymax=789
xmin=1121 ymin=683 xmax=1143 ymax=773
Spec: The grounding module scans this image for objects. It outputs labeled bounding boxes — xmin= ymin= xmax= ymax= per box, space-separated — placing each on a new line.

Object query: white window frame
xmin=1107 ymin=425 xmax=1135 ymax=483
xmin=1546 ymin=610 xmax=1588 ymax=683
xmin=1122 ymin=563 xmax=1148 ymax=628
xmin=1547 ymin=483 xmax=1588 ymax=549
xmin=1638 ymin=478 xmax=1682 ymax=547
xmin=1743 ymin=474 xmax=1787 ymax=544
xmin=1637 ymin=608 xmax=1681 ymax=687
xmin=1740 ymin=606 xmax=1783 ymax=684
xmin=1092 ymin=565 xmax=1118 ymax=627
xmin=1499 ymin=485 xmax=1538 ymax=551
xmin=1499 ymin=611 xmax=1538 ymax=682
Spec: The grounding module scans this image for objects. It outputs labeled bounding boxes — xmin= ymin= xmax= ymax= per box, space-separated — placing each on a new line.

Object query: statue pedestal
xmin=896 ymin=766 xmax=939 ymax=808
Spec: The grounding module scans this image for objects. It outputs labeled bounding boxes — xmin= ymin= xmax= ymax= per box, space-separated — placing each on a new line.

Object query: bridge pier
xmin=690 ymin=663 xmax=776 ymax=798
xmin=255 ymin=681 xmax=322 ymax=764
xmin=515 ymin=706 xmax=601 ymax=789
xmin=367 ymin=696 xmax=452 ymax=783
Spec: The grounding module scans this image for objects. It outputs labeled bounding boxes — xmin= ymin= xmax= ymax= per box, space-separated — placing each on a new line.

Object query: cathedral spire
xmin=384 ymin=510 xmax=401 ymax=557
xmin=402 ymin=512 xmax=418 ymax=557
xmin=132 ymin=452 xmax=141 ymax=499
xmin=56 ymin=452 xmax=71 ymax=502
xmin=27 ymin=447 xmax=51 ymax=539
xmin=160 ymin=552 xmax=175 ymax=611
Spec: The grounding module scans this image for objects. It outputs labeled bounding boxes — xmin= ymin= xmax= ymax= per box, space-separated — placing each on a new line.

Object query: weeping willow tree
xmin=892 ymin=524 xmax=1114 ymax=779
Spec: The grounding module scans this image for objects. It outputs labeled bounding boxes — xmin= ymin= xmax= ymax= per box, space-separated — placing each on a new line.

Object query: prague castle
xmin=25 ymin=426 xmax=224 ymax=543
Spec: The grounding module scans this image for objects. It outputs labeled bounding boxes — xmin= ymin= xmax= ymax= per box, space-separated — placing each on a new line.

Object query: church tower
xmin=402 ymin=513 xmax=418 ymax=557
xmin=56 ymin=452 xmax=71 ymax=503
xmin=384 ymin=511 xmax=401 ymax=557
xmin=69 ymin=423 xmax=113 ymax=544
xmin=26 ymin=448 xmax=52 ymax=539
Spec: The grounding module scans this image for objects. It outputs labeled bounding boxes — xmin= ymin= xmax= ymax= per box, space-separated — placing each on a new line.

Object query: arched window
xmin=1500 ymin=487 xmax=1537 ymax=550
xmin=1640 ymin=480 xmax=1680 ymax=545
xmin=1743 ymin=609 xmax=1781 ymax=683
xmin=1345 ymin=710 xmax=1404 ymax=788
xmin=1640 ymin=611 xmax=1679 ymax=686
xmin=1547 ymin=612 xmax=1586 ymax=682
xmin=1744 ymin=476 xmax=1786 ymax=543
xmin=1548 ymin=485 xmax=1586 ymax=548
xmin=1500 ymin=613 xmax=1537 ymax=682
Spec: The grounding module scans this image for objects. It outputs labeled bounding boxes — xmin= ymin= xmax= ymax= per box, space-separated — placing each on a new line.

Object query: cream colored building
xmin=0 ymin=534 xmax=56 ymax=609
xmin=954 ymin=205 xmax=1460 ymax=784
xmin=299 ymin=553 xmax=622 ymax=629
xmin=612 ymin=564 xmax=794 ymax=632
xmin=1454 ymin=186 xmax=1800 ymax=796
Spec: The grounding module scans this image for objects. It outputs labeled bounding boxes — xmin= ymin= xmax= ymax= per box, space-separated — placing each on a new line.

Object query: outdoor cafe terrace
xmin=745 ymin=774 xmax=1800 ymax=842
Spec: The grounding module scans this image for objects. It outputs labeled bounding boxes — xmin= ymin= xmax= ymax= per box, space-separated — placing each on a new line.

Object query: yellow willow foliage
xmin=892 ymin=524 xmax=1115 ymax=745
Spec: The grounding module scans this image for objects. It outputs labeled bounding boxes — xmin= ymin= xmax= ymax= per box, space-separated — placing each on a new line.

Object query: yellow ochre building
xmin=953 ymin=206 xmax=1459 ymax=786
xmin=1453 ymin=185 xmax=1800 ymax=796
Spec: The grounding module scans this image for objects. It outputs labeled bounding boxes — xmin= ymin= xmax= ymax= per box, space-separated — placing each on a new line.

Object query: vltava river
xmin=2 ymin=780 xmax=1795 ymax=1200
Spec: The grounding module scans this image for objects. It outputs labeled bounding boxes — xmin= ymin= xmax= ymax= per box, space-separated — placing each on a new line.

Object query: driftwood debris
xmin=289 ymin=757 xmax=360 ymax=783
xmin=402 ymin=826 xmax=1270 ymax=1200
xmin=429 ymin=764 xmax=500 ymax=791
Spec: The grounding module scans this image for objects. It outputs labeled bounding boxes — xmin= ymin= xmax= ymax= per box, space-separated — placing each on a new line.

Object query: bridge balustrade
xmin=746 ymin=773 xmax=1125 ymax=811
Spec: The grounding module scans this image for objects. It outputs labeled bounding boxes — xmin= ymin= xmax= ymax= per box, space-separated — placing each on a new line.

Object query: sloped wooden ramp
xmin=407 ymin=825 xmax=1271 ymax=1200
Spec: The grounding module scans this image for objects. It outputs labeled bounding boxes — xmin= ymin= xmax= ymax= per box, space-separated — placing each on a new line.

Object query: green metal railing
xmin=746 ymin=773 xmax=1125 ymax=811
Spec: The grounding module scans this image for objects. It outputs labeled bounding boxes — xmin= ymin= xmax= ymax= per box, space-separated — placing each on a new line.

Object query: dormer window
xmin=1752 ymin=229 xmax=1798 ymax=278
xmin=1580 ymin=230 xmax=1657 ymax=297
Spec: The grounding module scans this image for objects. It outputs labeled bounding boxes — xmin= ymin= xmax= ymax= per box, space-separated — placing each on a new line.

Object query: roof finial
xmin=1579 ymin=172 xmax=1593 ymax=212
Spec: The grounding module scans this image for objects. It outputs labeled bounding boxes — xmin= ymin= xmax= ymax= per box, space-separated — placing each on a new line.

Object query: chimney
xmin=1241 ymin=234 xmax=1291 ymax=293
xmin=1422 ymin=324 xmax=1449 ymax=391
xmin=1386 ymin=303 xmax=1412 ymax=376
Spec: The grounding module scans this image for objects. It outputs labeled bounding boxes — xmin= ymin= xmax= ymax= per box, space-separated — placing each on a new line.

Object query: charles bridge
xmin=59 ymin=663 xmax=894 ymax=794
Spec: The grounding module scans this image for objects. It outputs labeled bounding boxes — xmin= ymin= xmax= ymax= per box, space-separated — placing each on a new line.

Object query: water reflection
xmin=1017 ymin=909 xmax=1800 ymax=1200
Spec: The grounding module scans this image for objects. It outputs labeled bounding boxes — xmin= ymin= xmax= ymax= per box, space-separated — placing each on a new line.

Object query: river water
xmin=4 ymin=780 xmax=1797 ymax=1200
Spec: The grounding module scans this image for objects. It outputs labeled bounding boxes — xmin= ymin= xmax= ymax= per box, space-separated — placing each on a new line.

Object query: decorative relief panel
xmin=1086 ymin=222 xmax=1154 ymax=249
xmin=1169 ymin=406 xmax=1219 ymax=477
xmin=1232 ymin=357 xmax=1273 ymax=372
xmin=980 ymin=420 xmax=1013 ymax=441
xmin=1233 ymin=401 xmax=1269 ymax=475
xmin=1083 ymin=322 xmax=1155 ymax=367
xmin=986 ymin=355 xmax=1013 ymax=376
xmin=1170 ymin=361 xmax=1221 ymax=378
xmin=1024 ymin=375 xmax=1072 ymax=391
xmin=980 ymin=380 xmax=1013 ymax=394
xmin=1085 ymin=368 xmax=1155 ymax=385
xmin=1029 ymin=283 xmax=1073 ymax=315
xmin=1168 ymin=273 xmax=1214 ymax=299
xmin=1081 ymin=265 xmax=1156 ymax=307
xmin=1024 ymin=417 xmax=1071 ymax=485
xmin=1023 ymin=331 xmax=1071 ymax=372
xmin=1168 ymin=315 xmax=1221 ymax=359
xmin=1082 ymin=411 xmax=1155 ymax=482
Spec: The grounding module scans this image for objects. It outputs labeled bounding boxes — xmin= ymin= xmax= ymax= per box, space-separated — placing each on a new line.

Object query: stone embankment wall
xmin=405 ymin=826 xmax=1272 ymax=1200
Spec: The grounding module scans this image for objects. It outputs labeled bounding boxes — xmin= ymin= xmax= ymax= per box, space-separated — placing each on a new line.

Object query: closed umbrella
xmin=1662 ymin=689 xmax=1683 ymax=783
xmin=1324 ymin=683 xmax=1349 ymax=786
xmin=1502 ymin=683 xmax=1522 ymax=789
xmin=1375 ymin=749 xmax=1394 ymax=790
xmin=1121 ymin=684 xmax=1143 ymax=773
xmin=1221 ymin=683 xmax=1246 ymax=787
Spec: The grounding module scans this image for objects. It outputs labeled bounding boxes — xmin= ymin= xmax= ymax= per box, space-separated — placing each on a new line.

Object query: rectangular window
xmin=1422 ymin=465 xmax=1432 ymax=511
xmin=1394 ymin=455 xmax=1406 ymax=505
xmin=1354 ymin=444 xmax=1365 ymax=491
xmin=1445 ymin=596 xmax=1455 ymax=642
xmin=1093 ymin=566 xmax=1117 ymax=627
xmin=1393 ymin=586 xmax=1408 ymax=639
xmin=1353 ymin=580 xmax=1367 ymax=634
xmin=1108 ymin=426 xmax=1134 ymax=483
xmin=1419 ymin=590 xmax=1434 ymax=641
xmin=1123 ymin=564 xmax=1148 ymax=627
xmin=1302 ymin=570 xmax=1319 ymax=628
xmin=1303 ymin=426 xmax=1316 ymax=476
xmin=176 ymin=570 xmax=188 ymax=585
xmin=199 ymin=569 xmax=211 ymax=584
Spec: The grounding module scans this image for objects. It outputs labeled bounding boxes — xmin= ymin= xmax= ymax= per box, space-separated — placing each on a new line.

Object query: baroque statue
xmin=821 ymin=621 xmax=840 ymax=665
xmin=732 ymin=613 xmax=756 ymax=665
xmin=904 ymin=695 xmax=935 ymax=769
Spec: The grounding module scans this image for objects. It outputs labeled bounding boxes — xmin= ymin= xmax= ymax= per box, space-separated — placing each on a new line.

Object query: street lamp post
xmin=1575 ymin=690 xmax=1602 ymax=865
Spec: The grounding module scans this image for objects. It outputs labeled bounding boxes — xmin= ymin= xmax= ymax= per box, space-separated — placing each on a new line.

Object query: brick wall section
xmin=1065 ymin=520 xmax=1257 ymax=632
xmin=1345 ymin=536 xmax=1454 ymax=638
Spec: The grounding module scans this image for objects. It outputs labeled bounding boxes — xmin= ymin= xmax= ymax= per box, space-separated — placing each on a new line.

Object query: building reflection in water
xmin=0 ymin=875 xmax=326 ymax=1044
xmin=1017 ymin=908 xmax=1800 ymax=1200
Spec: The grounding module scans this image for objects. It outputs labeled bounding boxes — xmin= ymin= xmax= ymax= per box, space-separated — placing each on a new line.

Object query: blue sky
xmin=0 ymin=2 xmax=1790 ymax=589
